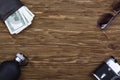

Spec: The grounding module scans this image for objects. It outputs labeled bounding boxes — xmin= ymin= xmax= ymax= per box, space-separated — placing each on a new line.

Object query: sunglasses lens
xmin=97 ymin=13 xmax=113 ymax=29
xmin=113 ymin=2 xmax=120 ymax=12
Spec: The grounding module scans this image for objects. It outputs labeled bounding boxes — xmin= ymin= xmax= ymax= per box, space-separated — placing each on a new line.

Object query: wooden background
xmin=0 ymin=0 xmax=120 ymax=80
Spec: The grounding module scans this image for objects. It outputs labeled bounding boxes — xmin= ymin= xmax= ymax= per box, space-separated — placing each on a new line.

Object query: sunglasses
xmin=97 ymin=2 xmax=120 ymax=29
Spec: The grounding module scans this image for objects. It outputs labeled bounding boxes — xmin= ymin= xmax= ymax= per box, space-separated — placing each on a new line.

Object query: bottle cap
xmin=15 ymin=53 xmax=29 ymax=66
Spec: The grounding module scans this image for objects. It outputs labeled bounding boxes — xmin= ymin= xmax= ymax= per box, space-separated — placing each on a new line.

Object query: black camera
xmin=93 ymin=57 xmax=120 ymax=80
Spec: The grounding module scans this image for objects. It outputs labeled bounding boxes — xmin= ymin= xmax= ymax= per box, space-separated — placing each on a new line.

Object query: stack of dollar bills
xmin=5 ymin=6 xmax=35 ymax=34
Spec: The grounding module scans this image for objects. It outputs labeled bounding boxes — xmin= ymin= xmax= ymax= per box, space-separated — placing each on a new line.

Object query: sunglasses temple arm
xmin=103 ymin=11 xmax=120 ymax=29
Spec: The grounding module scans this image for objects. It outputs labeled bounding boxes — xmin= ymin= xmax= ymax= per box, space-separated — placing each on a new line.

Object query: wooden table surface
xmin=0 ymin=0 xmax=120 ymax=80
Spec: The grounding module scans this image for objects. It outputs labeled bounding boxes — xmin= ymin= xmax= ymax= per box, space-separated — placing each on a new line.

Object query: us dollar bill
xmin=5 ymin=6 xmax=35 ymax=34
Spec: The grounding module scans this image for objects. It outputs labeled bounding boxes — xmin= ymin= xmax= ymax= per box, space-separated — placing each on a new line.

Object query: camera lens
xmin=111 ymin=76 xmax=120 ymax=80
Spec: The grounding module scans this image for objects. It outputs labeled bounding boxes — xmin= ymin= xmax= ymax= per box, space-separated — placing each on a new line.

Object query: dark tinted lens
xmin=113 ymin=2 xmax=120 ymax=12
xmin=97 ymin=13 xmax=113 ymax=28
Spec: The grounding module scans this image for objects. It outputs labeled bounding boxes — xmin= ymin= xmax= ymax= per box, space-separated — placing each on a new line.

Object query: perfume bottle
xmin=0 ymin=53 xmax=28 ymax=80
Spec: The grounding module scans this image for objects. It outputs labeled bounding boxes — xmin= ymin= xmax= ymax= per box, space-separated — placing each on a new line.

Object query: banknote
xmin=5 ymin=6 xmax=35 ymax=34
xmin=5 ymin=11 xmax=27 ymax=34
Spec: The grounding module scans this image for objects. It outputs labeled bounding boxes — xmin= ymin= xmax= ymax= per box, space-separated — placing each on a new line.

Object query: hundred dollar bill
xmin=5 ymin=10 xmax=27 ymax=34
xmin=5 ymin=6 xmax=35 ymax=34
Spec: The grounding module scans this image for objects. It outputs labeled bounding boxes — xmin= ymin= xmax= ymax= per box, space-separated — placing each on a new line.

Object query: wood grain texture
xmin=0 ymin=0 xmax=120 ymax=80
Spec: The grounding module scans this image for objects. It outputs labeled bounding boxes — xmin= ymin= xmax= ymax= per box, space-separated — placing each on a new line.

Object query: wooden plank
xmin=0 ymin=0 xmax=120 ymax=80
